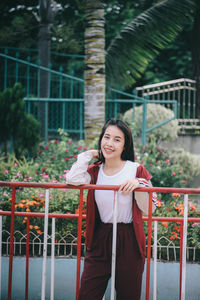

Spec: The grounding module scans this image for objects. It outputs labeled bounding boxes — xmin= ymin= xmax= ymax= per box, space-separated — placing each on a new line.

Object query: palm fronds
xmin=106 ymin=0 xmax=196 ymax=87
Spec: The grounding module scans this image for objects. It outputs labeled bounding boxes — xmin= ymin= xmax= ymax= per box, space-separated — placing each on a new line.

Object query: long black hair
xmin=97 ymin=118 xmax=135 ymax=163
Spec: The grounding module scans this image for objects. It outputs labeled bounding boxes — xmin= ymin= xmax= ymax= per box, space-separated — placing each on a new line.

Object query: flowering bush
xmin=0 ymin=130 xmax=199 ymax=260
xmin=0 ymin=130 xmax=88 ymax=237
xmin=151 ymin=193 xmax=200 ymax=261
xmin=135 ymin=141 xmax=188 ymax=190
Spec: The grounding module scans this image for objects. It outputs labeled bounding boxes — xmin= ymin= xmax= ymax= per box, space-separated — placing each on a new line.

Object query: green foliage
xmin=106 ymin=0 xmax=196 ymax=87
xmin=123 ymin=103 xmax=180 ymax=142
xmin=0 ymin=83 xmax=40 ymax=158
xmin=170 ymin=148 xmax=200 ymax=178
xmin=0 ymin=130 xmax=88 ymax=237
xmin=135 ymin=141 xmax=188 ymax=190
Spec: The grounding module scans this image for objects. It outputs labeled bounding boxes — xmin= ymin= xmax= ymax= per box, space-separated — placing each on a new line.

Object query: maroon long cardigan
xmin=85 ymin=162 xmax=152 ymax=258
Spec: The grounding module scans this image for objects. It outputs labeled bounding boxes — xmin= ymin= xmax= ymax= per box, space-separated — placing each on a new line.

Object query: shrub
xmin=135 ymin=141 xmax=188 ymax=191
xmin=123 ymin=103 xmax=180 ymax=142
xmin=170 ymin=148 xmax=200 ymax=179
xmin=0 ymin=83 xmax=40 ymax=158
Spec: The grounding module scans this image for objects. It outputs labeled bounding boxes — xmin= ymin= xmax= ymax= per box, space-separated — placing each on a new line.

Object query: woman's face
xmin=101 ymin=125 xmax=125 ymax=161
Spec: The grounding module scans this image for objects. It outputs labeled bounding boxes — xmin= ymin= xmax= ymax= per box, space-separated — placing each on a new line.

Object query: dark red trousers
xmin=79 ymin=222 xmax=145 ymax=300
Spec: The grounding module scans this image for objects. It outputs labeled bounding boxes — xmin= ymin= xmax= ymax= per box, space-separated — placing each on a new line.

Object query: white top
xmin=66 ymin=151 xmax=157 ymax=216
xmin=95 ymin=161 xmax=138 ymax=223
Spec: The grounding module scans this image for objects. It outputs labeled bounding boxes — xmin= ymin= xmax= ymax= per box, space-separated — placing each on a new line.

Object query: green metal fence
xmin=0 ymin=52 xmax=177 ymax=145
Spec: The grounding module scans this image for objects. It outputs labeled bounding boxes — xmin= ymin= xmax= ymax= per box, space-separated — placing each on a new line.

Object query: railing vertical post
xmin=110 ymin=191 xmax=118 ymax=300
xmin=80 ymin=100 xmax=84 ymax=140
xmin=76 ymin=188 xmax=84 ymax=300
xmin=4 ymin=48 xmax=8 ymax=89
xmin=27 ymin=56 xmax=30 ymax=97
xmin=142 ymin=99 xmax=147 ymax=146
xmin=0 ymin=215 xmax=2 ymax=299
xmin=25 ymin=217 xmax=30 ymax=300
xmin=181 ymin=194 xmax=188 ymax=300
xmin=146 ymin=192 xmax=153 ymax=300
xmin=153 ymin=221 xmax=158 ymax=300
xmin=41 ymin=189 xmax=50 ymax=300
xmin=15 ymin=52 xmax=19 ymax=82
xmin=51 ymin=217 xmax=55 ymax=300
xmin=8 ymin=187 xmax=16 ymax=300
xmin=37 ymin=59 xmax=40 ymax=98
xmin=179 ymin=222 xmax=183 ymax=300
xmin=44 ymin=99 xmax=48 ymax=147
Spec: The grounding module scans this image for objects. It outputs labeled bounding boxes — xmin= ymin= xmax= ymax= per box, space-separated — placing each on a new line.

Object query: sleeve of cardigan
xmin=135 ymin=164 xmax=158 ymax=215
xmin=66 ymin=151 xmax=92 ymax=185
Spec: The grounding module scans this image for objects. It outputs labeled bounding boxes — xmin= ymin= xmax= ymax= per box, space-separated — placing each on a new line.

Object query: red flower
xmin=77 ymin=146 xmax=82 ymax=151
xmin=178 ymin=170 xmax=182 ymax=174
xmin=172 ymin=172 xmax=176 ymax=176
xmin=38 ymin=150 xmax=42 ymax=154
xmin=68 ymin=140 xmax=72 ymax=145
xmin=65 ymin=157 xmax=70 ymax=161
xmin=172 ymin=193 xmax=181 ymax=198
xmin=162 ymin=222 xmax=169 ymax=228
xmin=45 ymin=146 xmax=49 ymax=150
xmin=170 ymin=232 xmax=179 ymax=240
xmin=149 ymin=163 xmax=153 ymax=166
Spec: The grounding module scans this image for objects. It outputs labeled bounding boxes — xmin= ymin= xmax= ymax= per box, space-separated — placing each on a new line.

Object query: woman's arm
xmin=135 ymin=178 xmax=157 ymax=215
xmin=66 ymin=150 xmax=98 ymax=185
xmin=118 ymin=164 xmax=157 ymax=215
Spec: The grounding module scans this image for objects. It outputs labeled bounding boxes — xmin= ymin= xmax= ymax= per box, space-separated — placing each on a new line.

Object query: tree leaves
xmin=106 ymin=0 xmax=196 ymax=87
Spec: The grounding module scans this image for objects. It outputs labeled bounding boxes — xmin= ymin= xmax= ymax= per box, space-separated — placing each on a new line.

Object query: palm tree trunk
xmin=84 ymin=0 xmax=105 ymax=145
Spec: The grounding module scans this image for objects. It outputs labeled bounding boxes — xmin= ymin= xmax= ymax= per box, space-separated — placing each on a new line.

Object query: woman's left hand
xmin=118 ymin=179 xmax=140 ymax=195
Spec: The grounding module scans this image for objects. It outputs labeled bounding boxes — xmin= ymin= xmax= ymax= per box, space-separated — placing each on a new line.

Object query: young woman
xmin=66 ymin=118 xmax=157 ymax=300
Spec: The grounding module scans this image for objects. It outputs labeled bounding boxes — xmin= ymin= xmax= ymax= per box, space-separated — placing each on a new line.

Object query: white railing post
xmin=181 ymin=194 xmax=188 ymax=300
xmin=51 ymin=217 xmax=55 ymax=300
xmin=110 ymin=191 xmax=118 ymax=300
xmin=41 ymin=189 xmax=50 ymax=300
xmin=153 ymin=221 xmax=158 ymax=300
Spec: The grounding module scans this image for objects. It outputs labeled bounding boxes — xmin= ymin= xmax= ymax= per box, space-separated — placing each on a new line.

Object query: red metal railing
xmin=0 ymin=181 xmax=200 ymax=300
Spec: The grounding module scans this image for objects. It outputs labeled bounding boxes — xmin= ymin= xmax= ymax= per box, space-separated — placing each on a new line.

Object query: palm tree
xmin=84 ymin=0 xmax=196 ymax=144
xmin=106 ymin=0 xmax=196 ymax=88
xmin=84 ymin=0 xmax=105 ymax=144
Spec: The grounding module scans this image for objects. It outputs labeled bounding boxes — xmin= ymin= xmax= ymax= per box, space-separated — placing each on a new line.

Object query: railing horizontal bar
xmin=0 ymin=211 xmax=199 ymax=223
xmin=0 ymin=211 xmax=84 ymax=218
xmin=0 ymin=181 xmax=200 ymax=194
xmin=0 ymin=53 xmax=84 ymax=82
xmin=136 ymin=78 xmax=196 ymax=90
xmin=107 ymin=99 xmax=177 ymax=105
xmin=140 ymin=86 xmax=196 ymax=95
xmin=24 ymin=98 xmax=84 ymax=102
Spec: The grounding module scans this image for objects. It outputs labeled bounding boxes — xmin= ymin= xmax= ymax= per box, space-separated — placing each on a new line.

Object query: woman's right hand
xmin=90 ymin=149 xmax=99 ymax=159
